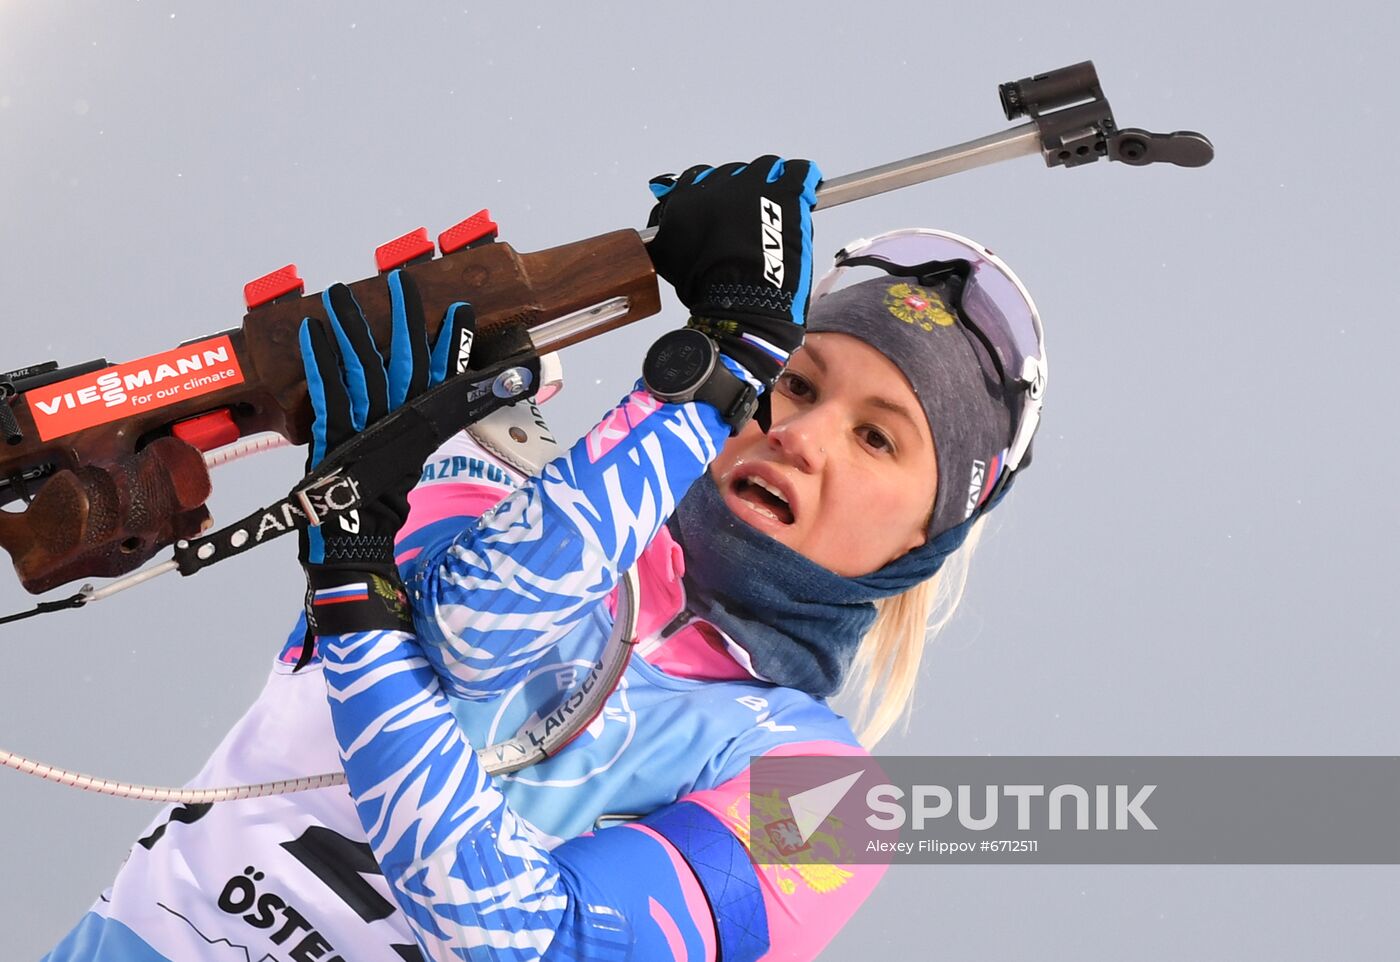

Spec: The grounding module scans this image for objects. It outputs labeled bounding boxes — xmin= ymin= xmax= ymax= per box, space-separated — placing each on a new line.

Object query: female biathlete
xmin=45 ymin=156 xmax=1046 ymax=961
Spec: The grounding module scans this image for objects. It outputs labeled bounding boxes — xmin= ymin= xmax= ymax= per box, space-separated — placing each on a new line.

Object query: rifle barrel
xmin=636 ymin=122 xmax=1042 ymax=243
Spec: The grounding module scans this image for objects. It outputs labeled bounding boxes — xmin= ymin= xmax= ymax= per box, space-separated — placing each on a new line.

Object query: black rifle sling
xmin=174 ymin=352 xmax=542 ymax=577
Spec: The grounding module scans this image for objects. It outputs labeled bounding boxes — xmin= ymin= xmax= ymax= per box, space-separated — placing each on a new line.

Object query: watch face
xmin=645 ymin=330 xmax=714 ymax=398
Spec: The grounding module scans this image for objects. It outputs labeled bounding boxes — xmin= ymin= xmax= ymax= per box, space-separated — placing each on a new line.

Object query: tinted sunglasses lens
xmin=853 ymin=234 xmax=1041 ymax=378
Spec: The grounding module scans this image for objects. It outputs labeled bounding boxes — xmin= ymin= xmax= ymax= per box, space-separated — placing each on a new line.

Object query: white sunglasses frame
xmin=812 ymin=228 xmax=1047 ymax=482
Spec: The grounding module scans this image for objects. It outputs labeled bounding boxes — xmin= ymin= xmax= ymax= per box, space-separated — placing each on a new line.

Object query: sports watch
xmin=642 ymin=328 xmax=759 ymax=434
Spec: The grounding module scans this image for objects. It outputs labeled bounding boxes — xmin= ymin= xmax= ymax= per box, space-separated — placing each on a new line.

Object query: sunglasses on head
xmin=814 ymin=229 xmax=1047 ymax=507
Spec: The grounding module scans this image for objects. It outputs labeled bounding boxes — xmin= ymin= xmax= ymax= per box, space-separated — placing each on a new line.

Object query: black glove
xmin=646 ymin=155 xmax=822 ymax=389
xmin=297 ymin=270 xmax=476 ymax=640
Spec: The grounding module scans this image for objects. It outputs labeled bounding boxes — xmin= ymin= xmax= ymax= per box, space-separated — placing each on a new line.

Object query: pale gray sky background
xmin=2 ymin=2 xmax=1398 ymax=958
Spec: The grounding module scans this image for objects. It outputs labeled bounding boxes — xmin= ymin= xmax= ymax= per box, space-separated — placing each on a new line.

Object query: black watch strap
xmin=643 ymin=329 xmax=759 ymax=434
xmin=695 ymin=360 xmax=759 ymax=435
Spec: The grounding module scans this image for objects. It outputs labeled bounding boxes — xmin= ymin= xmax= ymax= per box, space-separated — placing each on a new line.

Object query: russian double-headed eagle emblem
xmin=885 ymin=282 xmax=956 ymax=331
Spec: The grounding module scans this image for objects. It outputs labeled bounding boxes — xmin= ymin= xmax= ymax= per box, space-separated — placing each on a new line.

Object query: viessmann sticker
xmin=28 ymin=335 xmax=245 ymax=441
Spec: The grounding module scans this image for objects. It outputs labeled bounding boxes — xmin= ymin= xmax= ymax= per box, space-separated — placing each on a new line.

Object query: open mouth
xmin=732 ymin=475 xmax=795 ymax=525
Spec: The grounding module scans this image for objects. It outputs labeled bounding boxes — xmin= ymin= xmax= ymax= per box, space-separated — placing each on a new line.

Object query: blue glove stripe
xmin=429 ymin=301 xmax=470 ymax=386
xmin=763 ymin=157 xmax=784 ymax=182
xmin=428 ymin=305 xmax=451 ymax=386
xmin=692 ymin=166 xmax=716 ymax=185
xmin=300 ymin=320 xmax=331 ymax=469
xmin=323 ymin=288 xmax=376 ymax=430
xmin=791 ymin=162 xmax=823 ymax=329
xmin=386 ymin=270 xmax=413 ymax=409
xmin=305 ymin=519 xmax=326 ymax=564
xmin=298 ymin=319 xmax=329 ymax=564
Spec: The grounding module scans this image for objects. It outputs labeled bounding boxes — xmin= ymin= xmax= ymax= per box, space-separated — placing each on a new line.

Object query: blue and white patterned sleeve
xmin=408 ymin=383 xmax=731 ymax=700
xmin=321 ymin=627 xmax=728 ymax=961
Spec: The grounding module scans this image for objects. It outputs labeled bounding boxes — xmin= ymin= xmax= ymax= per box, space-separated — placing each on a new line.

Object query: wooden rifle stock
xmin=0 ymin=229 xmax=659 ymax=593
xmin=0 ymin=61 xmax=1216 ymax=596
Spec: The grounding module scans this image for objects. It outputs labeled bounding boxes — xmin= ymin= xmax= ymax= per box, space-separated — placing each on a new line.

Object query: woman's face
xmin=710 ymin=331 xmax=939 ymax=577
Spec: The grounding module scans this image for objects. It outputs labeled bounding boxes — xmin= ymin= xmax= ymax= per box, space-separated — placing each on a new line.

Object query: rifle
xmin=0 ymin=61 xmax=1213 ymax=601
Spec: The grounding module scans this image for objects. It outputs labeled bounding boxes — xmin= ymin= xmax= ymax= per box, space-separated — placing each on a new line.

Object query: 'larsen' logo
xmin=760 ymin=197 xmax=784 ymax=288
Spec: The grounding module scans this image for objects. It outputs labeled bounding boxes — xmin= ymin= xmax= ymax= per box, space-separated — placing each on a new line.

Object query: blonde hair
xmin=843 ymin=518 xmax=986 ymax=747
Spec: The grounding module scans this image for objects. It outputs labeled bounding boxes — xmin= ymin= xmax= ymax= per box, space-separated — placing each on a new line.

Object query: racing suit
xmin=46 ymin=387 xmax=882 ymax=962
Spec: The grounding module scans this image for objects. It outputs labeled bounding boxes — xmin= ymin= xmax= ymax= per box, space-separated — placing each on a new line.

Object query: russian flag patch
xmin=313 ymin=583 xmax=370 ymax=606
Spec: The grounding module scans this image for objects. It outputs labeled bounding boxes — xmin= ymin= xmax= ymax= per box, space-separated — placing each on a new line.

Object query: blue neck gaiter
xmin=668 ymin=471 xmax=979 ymax=698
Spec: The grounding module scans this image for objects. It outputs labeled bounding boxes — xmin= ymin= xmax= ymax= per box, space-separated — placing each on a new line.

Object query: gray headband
xmin=805 ymin=275 xmax=1013 ymax=538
